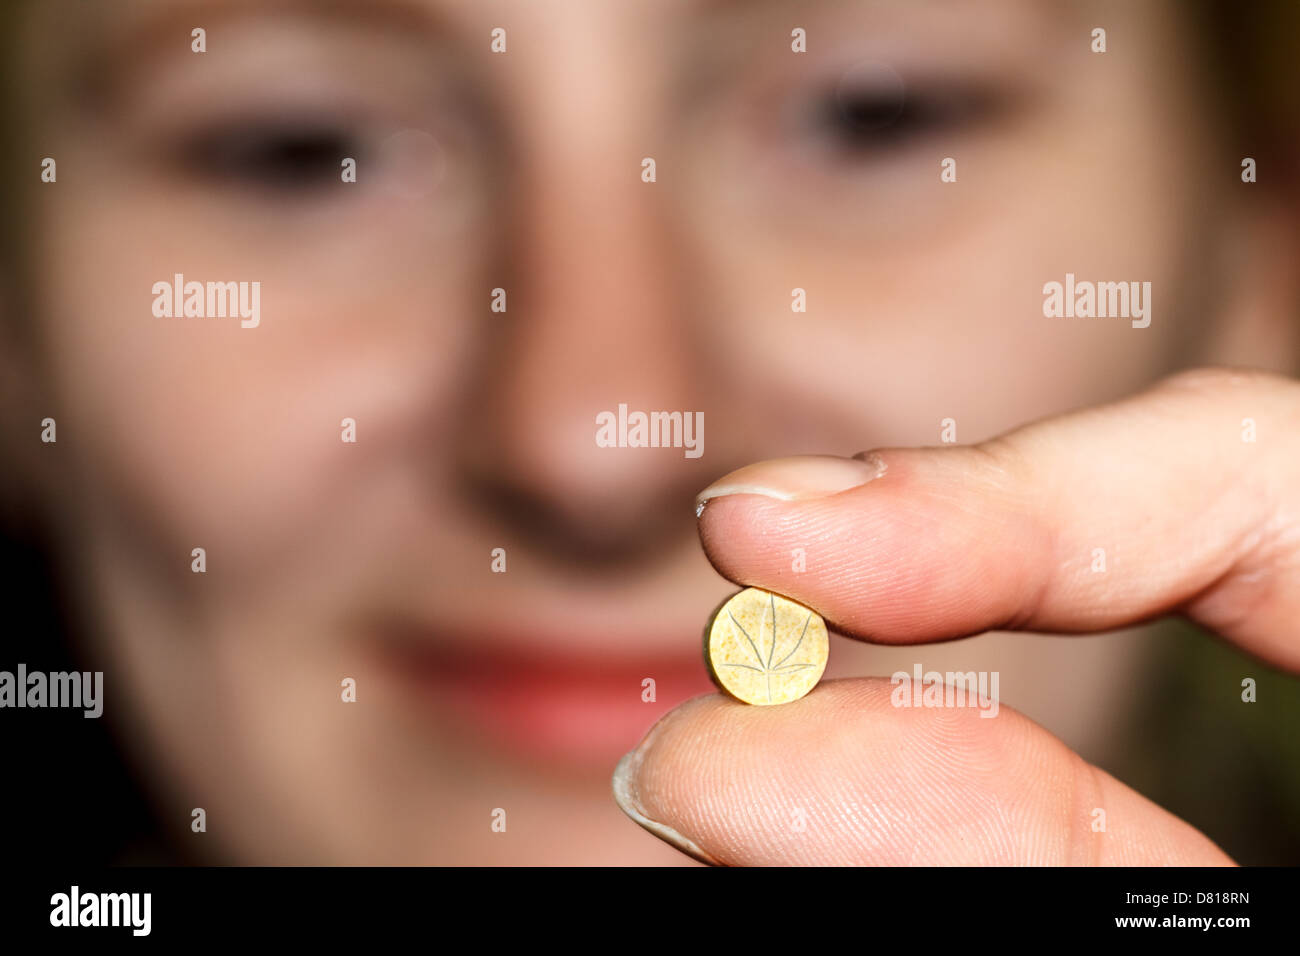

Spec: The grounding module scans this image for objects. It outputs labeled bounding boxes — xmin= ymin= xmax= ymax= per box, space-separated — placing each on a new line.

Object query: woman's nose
xmin=452 ymin=156 xmax=718 ymax=566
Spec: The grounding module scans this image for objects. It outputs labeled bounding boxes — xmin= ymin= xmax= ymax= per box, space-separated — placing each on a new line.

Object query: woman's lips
xmin=374 ymin=630 xmax=719 ymax=766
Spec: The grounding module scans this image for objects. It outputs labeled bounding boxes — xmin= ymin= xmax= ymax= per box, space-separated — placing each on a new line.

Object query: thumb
xmin=613 ymin=679 xmax=1234 ymax=865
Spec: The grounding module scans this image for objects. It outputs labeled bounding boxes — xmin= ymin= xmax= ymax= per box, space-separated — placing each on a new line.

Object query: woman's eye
xmin=178 ymin=122 xmax=362 ymax=191
xmin=802 ymin=87 xmax=990 ymax=154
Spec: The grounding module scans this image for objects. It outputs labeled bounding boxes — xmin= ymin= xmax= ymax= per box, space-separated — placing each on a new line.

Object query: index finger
xmin=694 ymin=368 xmax=1300 ymax=670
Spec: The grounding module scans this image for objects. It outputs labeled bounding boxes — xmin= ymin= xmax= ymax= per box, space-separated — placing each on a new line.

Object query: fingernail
xmin=695 ymin=453 xmax=886 ymax=514
xmin=612 ymin=746 xmax=722 ymax=866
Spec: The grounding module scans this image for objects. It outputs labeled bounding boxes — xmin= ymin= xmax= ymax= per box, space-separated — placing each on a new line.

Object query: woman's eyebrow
xmin=110 ymin=0 xmax=452 ymax=42
xmin=693 ymin=0 xmax=804 ymax=13
xmin=59 ymin=0 xmax=454 ymax=111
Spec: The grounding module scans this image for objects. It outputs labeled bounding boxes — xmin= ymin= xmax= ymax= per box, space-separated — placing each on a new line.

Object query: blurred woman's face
xmin=10 ymin=0 xmax=1285 ymax=862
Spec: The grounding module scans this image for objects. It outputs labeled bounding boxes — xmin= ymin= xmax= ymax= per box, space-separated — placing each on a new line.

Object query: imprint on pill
xmin=705 ymin=587 xmax=829 ymax=706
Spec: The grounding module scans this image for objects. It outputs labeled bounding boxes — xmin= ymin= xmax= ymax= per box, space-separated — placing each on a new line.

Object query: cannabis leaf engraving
xmin=722 ymin=592 xmax=815 ymax=702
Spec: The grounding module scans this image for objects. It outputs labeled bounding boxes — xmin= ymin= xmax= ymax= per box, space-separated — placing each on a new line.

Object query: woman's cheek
xmin=34 ymin=183 xmax=480 ymax=575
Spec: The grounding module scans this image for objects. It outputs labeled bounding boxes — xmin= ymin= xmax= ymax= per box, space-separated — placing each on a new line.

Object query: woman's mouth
xmin=371 ymin=625 xmax=718 ymax=767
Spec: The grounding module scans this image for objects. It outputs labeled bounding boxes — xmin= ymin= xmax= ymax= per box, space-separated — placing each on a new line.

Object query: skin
xmin=620 ymin=370 xmax=1300 ymax=864
xmin=2 ymin=0 xmax=1297 ymax=864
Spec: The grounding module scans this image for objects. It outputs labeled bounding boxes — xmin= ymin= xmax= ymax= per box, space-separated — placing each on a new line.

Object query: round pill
xmin=705 ymin=588 xmax=829 ymax=706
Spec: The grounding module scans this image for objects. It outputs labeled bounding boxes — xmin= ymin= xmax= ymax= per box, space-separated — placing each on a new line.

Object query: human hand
xmin=613 ymin=368 xmax=1299 ymax=865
